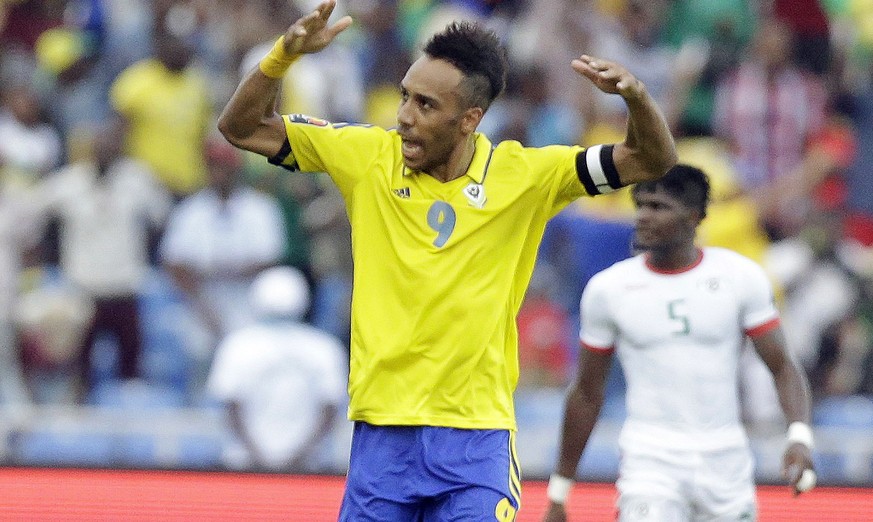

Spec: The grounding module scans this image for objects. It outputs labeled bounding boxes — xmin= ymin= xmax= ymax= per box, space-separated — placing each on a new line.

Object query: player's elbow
xmin=570 ymin=381 xmax=606 ymax=407
xmin=643 ymin=148 xmax=678 ymax=182
xmin=217 ymin=110 xmax=245 ymax=148
xmin=217 ymin=112 xmax=282 ymax=158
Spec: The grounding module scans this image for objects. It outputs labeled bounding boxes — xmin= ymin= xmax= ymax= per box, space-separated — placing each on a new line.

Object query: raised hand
xmin=282 ymin=0 xmax=352 ymax=56
xmin=572 ymin=55 xmax=645 ymax=101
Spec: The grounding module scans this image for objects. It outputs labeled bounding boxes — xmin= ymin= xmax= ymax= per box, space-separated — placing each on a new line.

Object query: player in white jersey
xmin=543 ymin=165 xmax=815 ymax=522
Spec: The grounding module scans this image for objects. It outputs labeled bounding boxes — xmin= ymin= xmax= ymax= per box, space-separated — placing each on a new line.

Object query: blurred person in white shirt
xmin=0 ymin=176 xmax=41 ymax=406
xmin=206 ymin=265 xmax=348 ymax=472
xmin=159 ymin=137 xmax=287 ymax=399
xmin=36 ymin=118 xmax=172 ymax=402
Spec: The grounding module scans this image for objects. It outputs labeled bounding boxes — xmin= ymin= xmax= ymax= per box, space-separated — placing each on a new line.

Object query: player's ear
xmin=460 ymin=106 xmax=483 ymax=134
xmin=687 ymin=207 xmax=705 ymax=228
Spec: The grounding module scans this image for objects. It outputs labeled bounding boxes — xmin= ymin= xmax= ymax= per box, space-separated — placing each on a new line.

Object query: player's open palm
xmin=282 ymin=0 xmax=352 ymax=56
xmin=572 ymin=55 xmax=644 ymax=101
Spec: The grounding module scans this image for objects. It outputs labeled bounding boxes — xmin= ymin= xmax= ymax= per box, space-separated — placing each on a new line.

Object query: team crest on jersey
xmin=393 ymin=187 xmax=411 ymax=198
xmin=698 ymin=277 xmax=721 ymax=292
xmin=463 ymin=182 xmax=486 ymax=208
xmin=289 ymin=114 xmax=330 ymax=126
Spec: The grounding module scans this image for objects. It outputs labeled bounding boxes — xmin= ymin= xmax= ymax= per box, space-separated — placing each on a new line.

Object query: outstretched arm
xmin=543 ymin=348 xmax=613 ymax=522
xmin=572 ymin=55 xmax=677 ymax=186
xmin=217 ymin=0 xmax=352 ymax=157
xmin=751 ymin=326 xmax=816 ymax=496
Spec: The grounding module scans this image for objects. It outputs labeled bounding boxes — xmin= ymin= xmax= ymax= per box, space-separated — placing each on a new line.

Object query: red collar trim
xmin=644 ymin=249 xmax=704 ymax=274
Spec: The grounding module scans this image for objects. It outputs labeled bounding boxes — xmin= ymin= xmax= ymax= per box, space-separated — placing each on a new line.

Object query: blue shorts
xmin=338 ymin=423 xmax=521 ymax=521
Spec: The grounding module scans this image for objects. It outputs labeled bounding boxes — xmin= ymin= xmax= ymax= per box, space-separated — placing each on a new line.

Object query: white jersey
xmin=580 ymin=247 xmax=779 ymax=452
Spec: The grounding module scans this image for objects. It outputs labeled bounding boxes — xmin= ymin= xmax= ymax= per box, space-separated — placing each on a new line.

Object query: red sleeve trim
xmin=581 ymin=341 xmax=614 ymax=354
xmin=745 ymin=317 xmax=781 ymax=338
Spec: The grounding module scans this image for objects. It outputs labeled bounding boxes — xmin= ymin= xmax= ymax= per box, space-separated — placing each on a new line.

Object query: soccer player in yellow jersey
xmin=218 ymin=1 xmax=676 ymax=519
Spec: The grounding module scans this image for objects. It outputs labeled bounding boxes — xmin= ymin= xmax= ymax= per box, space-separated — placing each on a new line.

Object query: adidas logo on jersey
xmin=393 ymin=187 xmax=411 ymax=198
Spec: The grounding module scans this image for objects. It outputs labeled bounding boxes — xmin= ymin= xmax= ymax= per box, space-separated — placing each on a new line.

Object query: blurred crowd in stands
xmin=2 ymin=0 xmax=873 ymax=452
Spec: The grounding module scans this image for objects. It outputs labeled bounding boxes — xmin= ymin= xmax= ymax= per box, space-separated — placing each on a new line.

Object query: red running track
xmin=0 ymin=468 xmax=870 ymax=521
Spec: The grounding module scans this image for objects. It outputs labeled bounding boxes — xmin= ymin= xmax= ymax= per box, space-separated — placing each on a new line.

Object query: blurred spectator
xmin=0 ymin=82 xmax=63 ymax=183
xmin=0 ymin=176 xmax=41 ymax=407
xmin=110 ymin=25 xmax=211 ymax=198
xmin=345 ymin=0 xmax=408 ymax=127
xmin=158 ymin=137 xmax=286 ymax=384
xmin=679 ymin=136 xmax=772 ymax=264
xmin=582 ymin=0 xmax=691 ymax=140
xmin=237 ymin=8 xmax=363 ymax=125
xmin=507 ymin=0 xmax=603 ymax=134
xmin=663 ymin=0 xmax=756 ymax=137
xmin=348 ymin=0 xmax=407 ymax=91
xmin=244 ymin=166 xmax=315 ymax=286
xmin=516 ymin=265 xmax=572 ymax=388
xmin=480 ymin=61 xmax=583 ymax=146
xmin=772 ymin=215 xmax=859 ymax=361
xmin=713 ymin=16 xmax=829 ymax=240
xmin=841 ymin=66 xmax=873 ymax=252
xmin=301 ymin=178 xmax=353 ymax=347
xmin=33 ymin=26 xmax=111 ymax=152
xmin=0 ymin=0 xmax=64 ymax=51
xmin=772 ymin=0 xmax=833 ymax=77
xmin=206 ymin=265 xmax=347 ymax=472
xmin=32 ymin=0 xmax=124 ymax=162
xmin=755 ymin=95 xmax=858 ymax=240
xmin=35 ymin=119 xmax=172 ymax=402
xmin=15 ymin=279 xmax=94 ymax=405
xmin=539 ymin=196 xmax=635 ymax=320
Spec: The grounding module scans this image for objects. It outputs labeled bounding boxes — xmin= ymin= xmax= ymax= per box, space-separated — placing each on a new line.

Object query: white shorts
xmin=616 ymin=443 xmax=757 ymax=521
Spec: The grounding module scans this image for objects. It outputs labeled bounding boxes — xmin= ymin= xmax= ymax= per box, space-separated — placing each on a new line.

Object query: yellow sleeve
xmin=271 ymin=114 xmax=393 ymax=197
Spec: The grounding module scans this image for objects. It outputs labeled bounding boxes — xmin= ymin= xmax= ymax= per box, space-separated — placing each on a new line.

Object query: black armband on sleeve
xmin=575 ymin=144 xmax=622 ymax=195
xmin=267 ymin=137 xmax=298 ymax=171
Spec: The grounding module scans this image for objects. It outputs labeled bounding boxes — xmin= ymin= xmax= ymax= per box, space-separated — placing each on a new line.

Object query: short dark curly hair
xmin=631 ymin=164 xmax=711 ymax=218
xmin=423 ymin=21 xmax=507 ymax=111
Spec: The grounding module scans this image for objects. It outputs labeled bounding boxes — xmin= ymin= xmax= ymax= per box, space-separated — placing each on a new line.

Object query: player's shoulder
xmin=492 ymin=137 xmax=579 ymax=158
xmin=589 ymin=255 xmax=645 ymax=288
xmin=284 ymin=114 xmax=388 ymax=141
xmin=703 ymin=246 xmax=765 ymax=273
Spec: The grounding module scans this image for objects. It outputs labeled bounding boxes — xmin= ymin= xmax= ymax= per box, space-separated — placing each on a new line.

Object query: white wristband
xmin=786 ymin=422 xmax=814 ymax=450
xmin=547 ymin=474 xmax=574 ymax=504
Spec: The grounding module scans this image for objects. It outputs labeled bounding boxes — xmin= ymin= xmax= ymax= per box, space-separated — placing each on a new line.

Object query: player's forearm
xmin=554 ymin=385 xmax=602 ymax=478
xmin=619 ymin=86 xmax=677 ymax=184
xmin=217 ymin=68 xmax=284 ymax=156
xmin=756 ymin=328 xmax=813 ymax=424
xmin=773 ymin=357 xmax=813 ymax=424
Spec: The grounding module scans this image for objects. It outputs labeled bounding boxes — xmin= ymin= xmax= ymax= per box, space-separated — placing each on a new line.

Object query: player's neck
xmin=646 ymin=245 xmax=702 ymax=272
xmin=431 ymin=135 xmax=476 ymax=183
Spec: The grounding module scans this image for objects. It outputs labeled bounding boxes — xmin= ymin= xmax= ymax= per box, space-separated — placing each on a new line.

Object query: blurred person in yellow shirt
xmin=110 ymin=27 xmax=211 ymax=198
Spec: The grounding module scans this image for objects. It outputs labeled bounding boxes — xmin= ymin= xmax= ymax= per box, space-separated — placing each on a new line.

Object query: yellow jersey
xmin=275 ymin=114 xmax=620 ymax=429
xmin=110 ymin=59 xmax=211 ymax=195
